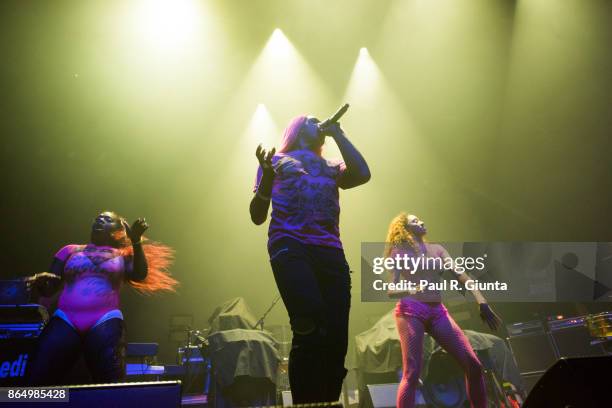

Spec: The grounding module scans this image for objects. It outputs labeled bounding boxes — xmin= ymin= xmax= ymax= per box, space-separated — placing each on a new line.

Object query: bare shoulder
xmin=427 ymin=243 xmax=448 ymax=257
xmin=54 ymin=244 xmax=86 ymax=261
xmin=388 ymin=244 xmax=415 ymax=257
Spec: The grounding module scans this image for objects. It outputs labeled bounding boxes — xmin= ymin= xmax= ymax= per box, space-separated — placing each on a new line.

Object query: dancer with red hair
xmin=250 ymin=115 xmax=370 ymax=403
xmin=26 ymin=211 xmax=177 ymax=385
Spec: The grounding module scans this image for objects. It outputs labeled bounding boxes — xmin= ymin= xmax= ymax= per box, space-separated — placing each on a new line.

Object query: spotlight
xmin=132 ymin=0 xmax=202 ymax=51
xmin=268 ymin=28 xmax=293 ymax=59
xmin=226 ymin=27 xmax=329 ymax=119
xmin=343 ymin=46 xmax=382 ymax=103
xmin=244 ymin=104 xmax=279 ymax=145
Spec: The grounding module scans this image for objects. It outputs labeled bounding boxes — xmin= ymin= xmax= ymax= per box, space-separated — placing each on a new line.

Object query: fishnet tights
xmin=395 ymin=302 xmax=487 ymax=408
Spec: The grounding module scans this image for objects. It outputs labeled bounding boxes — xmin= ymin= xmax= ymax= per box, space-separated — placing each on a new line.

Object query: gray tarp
xmin=207 ymin=297 xmax=280 ymax=387
xmin=208 ymin=328 xmax=281 ymax=386
xmin=208 ymin=297 xmax=258 ymax=332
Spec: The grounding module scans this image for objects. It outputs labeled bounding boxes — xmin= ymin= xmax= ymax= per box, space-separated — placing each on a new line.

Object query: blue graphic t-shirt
xmin=254 ymin=150 xmax=346 ymax=248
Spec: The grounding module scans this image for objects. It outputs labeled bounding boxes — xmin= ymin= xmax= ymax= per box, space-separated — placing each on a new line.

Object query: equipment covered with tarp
xmin=208 ymin=297 xmax=258 ymax=332
xmin=208 ymin=329 xmax=280 ymax=386
xmin=206 ymin=298 xmax=280 ymax=407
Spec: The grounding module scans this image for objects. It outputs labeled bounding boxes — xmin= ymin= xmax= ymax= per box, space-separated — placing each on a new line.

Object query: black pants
xmin=268 ymin=237 xmax=351 ymax=403
xmin=28 ymin=316 xmax=126 ymax=385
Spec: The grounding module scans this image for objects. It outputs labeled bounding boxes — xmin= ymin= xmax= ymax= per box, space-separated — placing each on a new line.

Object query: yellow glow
xmin=244 ymin=104 xmax=280 ymax=147
xmin=256 ymin=28 xmax=310 ymax=86
xmin=341 ymin=46 xmax=435 ymax=167
xmin=213 ymin=28 xmax=332 ymax=137
xmin=131 ymin=0 xmax=203 ymax=53
xmin=108 ymin=0 xmax=226 ymax=110
xmin=344 ymin=47 xmax=383 ymax=104
xmin=225 ymin=104 xmax=279 ymax=206
xmin=268 ymin=29 xmax=294 ymax=59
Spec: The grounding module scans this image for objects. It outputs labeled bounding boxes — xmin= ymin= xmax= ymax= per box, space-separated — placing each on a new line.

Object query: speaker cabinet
xmin=506 ymin=320 xmax=557 ymax=374
xmin=549 ymin=318 xmax=606 ymax=358
xmin=506 ymin=332 xmax=557 ymax=374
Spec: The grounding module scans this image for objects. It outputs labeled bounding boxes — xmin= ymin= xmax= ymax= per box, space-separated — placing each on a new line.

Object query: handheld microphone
xmin=318 ymin=103 xmax=350 ymax=130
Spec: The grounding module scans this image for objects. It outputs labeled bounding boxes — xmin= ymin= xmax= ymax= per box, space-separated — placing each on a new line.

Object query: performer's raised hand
xmin=479 ymin=303 xmax=502 ymax=331
xmin=256 ymin=144 xmax=275 ymax=174
xmin=122 ymin=218 xmax=149 ymax=243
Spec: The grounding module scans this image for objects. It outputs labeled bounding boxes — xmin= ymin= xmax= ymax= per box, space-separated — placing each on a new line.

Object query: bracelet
xmin=256 ymin=191 xmax=271 ymax=201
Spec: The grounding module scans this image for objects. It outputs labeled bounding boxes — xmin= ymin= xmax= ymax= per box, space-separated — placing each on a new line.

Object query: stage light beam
xmin=268 ymin=28 xmax=293 ymax=59
xmin=344 ymin=47 xmax=384 ymax=105
xmin=244 ymin=104 xmax=280 ymax=147
xmin=131 ymin=0 xmax=203 ymax=53
xmin=216 ymin=28 xmax=332 ymax=125
xmin=224 ymin=103 xmax=280 ymax=213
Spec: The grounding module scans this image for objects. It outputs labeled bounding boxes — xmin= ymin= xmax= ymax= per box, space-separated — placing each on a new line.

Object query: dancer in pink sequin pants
xmin=384 ymin=213 xmax=502 ymax=408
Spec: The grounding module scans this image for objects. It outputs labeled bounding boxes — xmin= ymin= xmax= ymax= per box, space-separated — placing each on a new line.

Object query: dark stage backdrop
xmin=1 ymin=0 xmax=611 ymax=363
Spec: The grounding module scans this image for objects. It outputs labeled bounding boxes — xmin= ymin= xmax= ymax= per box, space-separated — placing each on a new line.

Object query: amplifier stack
xmin=506 ymin=313 xmax=610 ymax=394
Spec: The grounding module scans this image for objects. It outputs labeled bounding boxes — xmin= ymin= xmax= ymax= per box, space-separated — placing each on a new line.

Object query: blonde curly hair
xmin=383 ymin=212 xmax=425 ymax=257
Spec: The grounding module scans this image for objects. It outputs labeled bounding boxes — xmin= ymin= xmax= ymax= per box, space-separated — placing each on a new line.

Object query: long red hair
xmin=111 ymin=227 xmax=178 ymax=294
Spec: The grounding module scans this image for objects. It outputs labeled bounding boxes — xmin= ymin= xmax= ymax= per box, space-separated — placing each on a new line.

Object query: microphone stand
xmin=255 ymin=295 xmax=281 ymax=331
